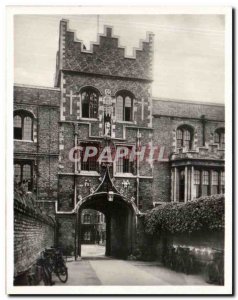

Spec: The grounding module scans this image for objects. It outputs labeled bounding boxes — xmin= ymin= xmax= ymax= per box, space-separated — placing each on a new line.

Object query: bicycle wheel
xmin=42 ymin=265 xmax=53 ymax=286
xmin=56 ymin=264 xmax=68 ymax=283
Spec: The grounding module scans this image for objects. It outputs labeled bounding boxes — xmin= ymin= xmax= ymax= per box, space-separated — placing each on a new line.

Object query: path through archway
xmin=76 ymin=192 xmax=135 ymax=259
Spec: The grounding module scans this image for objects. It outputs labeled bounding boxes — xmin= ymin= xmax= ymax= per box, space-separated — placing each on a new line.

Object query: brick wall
xmin=37 ymin=156 xmax=58 ymax=200
xmin=57 ymin=214 xmax=76 ymax=251
xmin=38 ymin=106 xmax=60 ymax=154
xmin=14 ymin=85 xmax=60 ymax=201
xmin=153 ymin=161 xmax=171 ymax=203
xmin=139 ymin=179 xmax=153 ymax=210
xmin=14 ymin=192 xmax=55 ymax=278
xmin=14 ymin=85 xmax=60 ymax=106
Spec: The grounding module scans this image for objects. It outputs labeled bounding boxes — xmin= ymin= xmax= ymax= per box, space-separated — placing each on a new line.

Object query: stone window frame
xmin=202 ymin=170 xmax=209 ymax=185
xmin=176 ymin=124 xmax=194 ymax=150
xmin=193 ymin=168 xmax=224 ymax=198
xmin=14 ymin=159 xmax=34 ymax=191
xmin=14 ymin=109 xmax=34 ymax=141
xmin=214 ymin=127 xmax=225 ymax=149
xmin=114 ymin=143 xmax=136 ymax=176
xmin=79 ymin=141 xmax=100 ymax=173
xmin=221 ymin=171 xmax=225 ymax=194
xmin=115 ymin=90 xmax=135 ymax=122
xmin=84 ymin=231 xmax=91 ymax=241
xmin=79 ymin=86 xmax=100 ymax=119
xmin=194 ymin=170 xmax=200 ymax=185
xmin=212 ymin=170 xmax=219 ymax=186
xmin=83 ymin=214 xmax=91 ymax=224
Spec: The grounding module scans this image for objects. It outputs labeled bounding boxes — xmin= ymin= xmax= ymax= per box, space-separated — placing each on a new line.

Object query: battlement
xmin=55 ymin=19 xmax=154 ymax=85
xmin=171 ymin=144 xmax=225 ymax=161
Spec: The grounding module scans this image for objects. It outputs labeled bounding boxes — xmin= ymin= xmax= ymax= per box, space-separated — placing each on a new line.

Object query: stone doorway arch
xmin=73 ymin=166 xmax=140 ymax=259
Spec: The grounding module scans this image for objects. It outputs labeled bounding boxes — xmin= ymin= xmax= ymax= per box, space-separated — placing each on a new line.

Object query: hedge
xmin=144 ymin=194 xmax=224 ymax=235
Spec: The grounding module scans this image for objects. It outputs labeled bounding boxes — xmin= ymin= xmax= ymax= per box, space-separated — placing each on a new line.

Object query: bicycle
xmin=44 ymin=247 xmax=68 ymax=283
xmin=27 ymin=253 xmax=53 ymax=286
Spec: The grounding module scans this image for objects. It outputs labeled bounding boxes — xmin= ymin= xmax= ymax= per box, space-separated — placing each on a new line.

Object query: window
xmin=14 ymin=161 xmax=33 ymax=191
xmin=176 ymin=126 xmax=193 ymax=150
xmin=179 ymin=170 xmax=185 ymax=202
xmin=202 ymin=171 xmax=209 ymax=185
xmin=14 ymin=111 xmax=33 ymax=141
xmin=194 ymin=170 xmax=201 ymax=198
xmin=97 ymin=214 xmax=100 ymax=223
xmin=214 ymin=128 xmax=225 ymax=149
xmin=193 ymin=169 xmax=224 ymax=197
xmin=116 ymin=91 xmax=134 ymax=121
xmin=194 ymin=170 xmax=200 ymax=184
xmin=80 ymin=143 xmax=99 ymax=172
xmin=101 ymin=214 xmax=105 ymax=223
xmin=212 ymin=171 xmax=219 ymax=185
xmin=14 ymin=115 xmax=22 ymax=140
xmin=176 ymin=129 xmax=183 ymax=148
xmin=14 ymin=164 xmax=21 ymax=184
xmin=202 ymin=170 xmax=209 ymax=196
xmin=183 ymin=130 xmax=191 ymax=148
xmin=23 ymin=117 xmax=32 ymax=140
xmin=84 ymin=231 xmax=91 ymax=241
xmin=116 ymin=146 xmax=134 ymax=174
xmin=212 ymin=171 xmax=219 ymax=194
xmin=83 ymin=214 xmax=91 ymax=224
xmin=81 ymin=88 xmax=99 ymax=118
xmin=221 ymin=171 xmax=225 ymax=194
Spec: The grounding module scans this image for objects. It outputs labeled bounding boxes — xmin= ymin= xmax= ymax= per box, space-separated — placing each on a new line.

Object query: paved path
xmin=81 ymin=244 xmax=106 ymax=257
xmin=53 ymin=245 xmax=210 ymax=286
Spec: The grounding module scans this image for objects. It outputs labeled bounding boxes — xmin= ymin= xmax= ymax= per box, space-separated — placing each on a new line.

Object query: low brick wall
xmin=14 ymin=191 xmax=55 ymax=281
xmin=144 ymin=232 xmax=224 ymax=285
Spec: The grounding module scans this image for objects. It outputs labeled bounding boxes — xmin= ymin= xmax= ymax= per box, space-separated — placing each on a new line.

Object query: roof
xmin=152 ymin=98 xmax=225 ymax=121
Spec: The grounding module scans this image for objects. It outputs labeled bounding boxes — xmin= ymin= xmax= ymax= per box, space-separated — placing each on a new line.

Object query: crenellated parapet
xmin=55 ymin=19 xmax=154 ymax=84
xmin=171 ymin=144 xmax=225 ymax=162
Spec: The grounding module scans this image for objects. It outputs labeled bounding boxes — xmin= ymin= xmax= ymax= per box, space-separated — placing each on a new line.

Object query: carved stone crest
xmin=103 ymin=89 xmax=113 ymax=136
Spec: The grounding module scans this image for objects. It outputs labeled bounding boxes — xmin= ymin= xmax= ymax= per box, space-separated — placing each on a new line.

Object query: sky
xmin=14 ymin=14 xmax=225 ymax=103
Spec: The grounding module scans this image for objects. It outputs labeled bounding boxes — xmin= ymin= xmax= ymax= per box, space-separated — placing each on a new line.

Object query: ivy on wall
xmin=144 ymin=195 xmax=224 ymax=235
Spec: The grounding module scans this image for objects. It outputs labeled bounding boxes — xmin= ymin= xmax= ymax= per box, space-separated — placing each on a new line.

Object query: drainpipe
xmin=36 ymin=92 xmax=40 ymax=200
xmin=136 ymin=129 xmax=140 ymax=208
xmin=133 ymin=129 xmax=141 ymax=253
xmin=201 ymin=115 xmax=206 ymax=146
xmin=74 ymin=123 xmax=78 ymax=260
xmin=75 ymin=211 xmax=79 ymax=260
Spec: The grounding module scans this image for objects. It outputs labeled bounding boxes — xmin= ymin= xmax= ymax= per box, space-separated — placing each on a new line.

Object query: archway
xmin=76 ymin=192 xmax=136 ymax=259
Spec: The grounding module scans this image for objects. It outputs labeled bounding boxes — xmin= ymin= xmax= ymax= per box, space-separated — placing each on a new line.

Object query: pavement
xmin=81 ymin=244 xmax=106 ymax=257
xmin=52 ymin=245 xmax=211 ymax=286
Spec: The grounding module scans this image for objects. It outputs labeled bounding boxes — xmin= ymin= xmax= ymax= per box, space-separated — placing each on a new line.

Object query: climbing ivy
xmin=144 ymin=195 xmax=224 ymax=235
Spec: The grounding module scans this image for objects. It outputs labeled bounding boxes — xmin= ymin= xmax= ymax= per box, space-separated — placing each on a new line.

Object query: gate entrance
xmin=74 ymin=166 xmax=139 ymax=259
xmin=77 ymin=193 xmax=135 ymax=259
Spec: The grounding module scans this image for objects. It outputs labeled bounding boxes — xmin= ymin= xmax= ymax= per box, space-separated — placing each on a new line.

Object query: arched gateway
xmin=73 ymin=165 xmax=140 ymax=259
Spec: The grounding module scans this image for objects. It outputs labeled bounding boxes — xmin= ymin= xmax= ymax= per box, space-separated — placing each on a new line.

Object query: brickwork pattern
xmin=59 ymin=20 xmax=154 ymax=81
xmin=14 ymin=195 xmax=55 ymax=277
xmin=14 ymin=85 xmax=60 ymax=107
xmin=57 ymin=215 xmax=76 ymax=250
xmin=38 ymin=156 xmax=59 ymax=199
xmin=139 ymin=179 xmax=154 ymax=210
xmin=61 ymin=73 xmax=152 ymax=128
